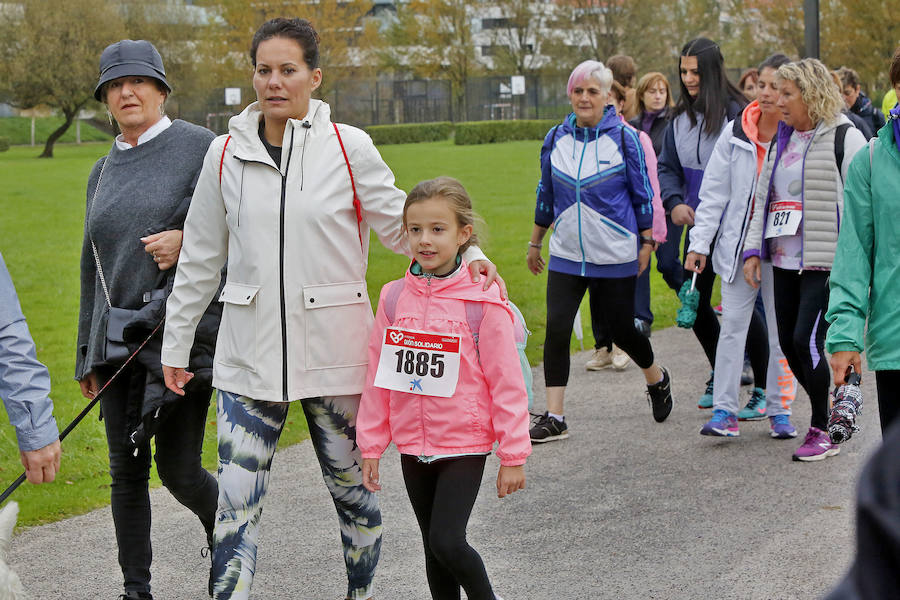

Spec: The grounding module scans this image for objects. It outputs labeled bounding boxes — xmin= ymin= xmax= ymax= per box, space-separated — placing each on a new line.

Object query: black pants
xmin=875 ymin=371 xmax=900 ymax=433
xmin=682 ymin=229 xmax=720 ymax=367
xmin=771 ymin=268 xmax=831 ymax=430
xmin=401 ymin=454 xmax=493 ymax=600
xmin=545 ymin=270 xmax=654 ymax=386
xmin=98 ymin=365 xmax=217 ymax=595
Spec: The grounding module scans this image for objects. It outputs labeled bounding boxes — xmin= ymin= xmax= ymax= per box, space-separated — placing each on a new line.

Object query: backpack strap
xmin=834 ymin=122 xmax=851 ymax=183
xmin=333 ymin=123 xmax=364 ymax=249
xmin=382 ymin=279 xmax=406 ymax=324
xmin=464 ymin=301 xmax=484 ymax=352
xmin=218 ymin=135 xmax=232 ymax=186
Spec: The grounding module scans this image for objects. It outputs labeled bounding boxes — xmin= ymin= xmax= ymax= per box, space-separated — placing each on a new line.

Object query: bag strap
xmin=333 ymin=123 xmax=364 ymax=249
xmin=464 ymin=301 xmax=484 ymax=356
xmin=834 ymin=122 xmax=851 ymax=183
xmin=218 ymin=135 xmax=232 ymax=187
xmin=88 ymin=157 xmax=113 ymax=308
xmin=383 ymin=278 xmax=406 ymax=324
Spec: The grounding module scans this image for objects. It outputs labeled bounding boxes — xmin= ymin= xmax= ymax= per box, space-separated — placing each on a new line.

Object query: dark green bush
xmin=454 ymin=119 xmax=559 ymax=145
xmin=365 ymin=122 xmax=453 ymax=145
xmin=0 ymin=136 xmax=8 ymax=152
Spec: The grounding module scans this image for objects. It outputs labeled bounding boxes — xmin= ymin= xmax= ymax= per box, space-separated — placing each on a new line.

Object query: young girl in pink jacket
xmin=357 ymin=176 xmax=531 ymax=600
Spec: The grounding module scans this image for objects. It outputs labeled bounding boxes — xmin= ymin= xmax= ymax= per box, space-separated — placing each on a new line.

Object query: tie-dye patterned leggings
xmin=212 ymin=391 xmax=383 ymax=600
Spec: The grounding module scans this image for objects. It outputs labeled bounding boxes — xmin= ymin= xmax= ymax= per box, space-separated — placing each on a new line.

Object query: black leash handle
xmin=0 ymin=320 xmax=163 ymax=505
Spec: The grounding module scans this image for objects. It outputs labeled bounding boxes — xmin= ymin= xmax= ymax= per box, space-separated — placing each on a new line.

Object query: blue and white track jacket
xmin=535 ymin=107 xmax=654 ymax=278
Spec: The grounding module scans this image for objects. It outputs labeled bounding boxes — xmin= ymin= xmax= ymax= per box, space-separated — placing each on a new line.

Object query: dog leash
xmin=0 ymin=320 xmax=164 ymax=505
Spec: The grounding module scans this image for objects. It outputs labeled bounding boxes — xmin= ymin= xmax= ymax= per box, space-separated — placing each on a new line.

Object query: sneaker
xmin=737 ymin=387 xmax=767 ymax=421
xmin=119 ymin=592 xmax=153 ymax=600
xmin=740 ymin=358 xmax=753 ymax=386
xmin=646 ymin=366 xmax=673 ymax=422
xmin=700 ymin=409 xmax=739 ymax=437
xmin=611 ymin=344 xmax=630 ymax=371
xmin=792 ymin=427 xmax=840 ymax=461
xmin=713 ymin=304 xmax=723 ymax=316
xmin=634 ymin=317 xmax=652 ymax=338
xmin=698 ymin=371 xmax=714 ymax=409
xmin=529 ymin=412 xmax=569 ymax=443
xmin=769 ymin=415 xmax=798 ymax=439
xmin=585 ymin=347 xmax=612 ymax=371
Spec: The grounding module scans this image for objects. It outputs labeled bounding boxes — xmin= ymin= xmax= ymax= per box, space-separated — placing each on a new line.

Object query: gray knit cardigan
xmin=76 ymin=119 xmax=215 ymax=379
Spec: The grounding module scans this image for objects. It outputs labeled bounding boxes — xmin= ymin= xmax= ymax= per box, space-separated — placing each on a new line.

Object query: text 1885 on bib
xmin=374 ymin=328 xmax=462 ymax=398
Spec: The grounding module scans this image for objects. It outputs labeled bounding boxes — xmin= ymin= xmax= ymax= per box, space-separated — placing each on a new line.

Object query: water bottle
xmin=828 ymin=370 xmax=863 ymax=444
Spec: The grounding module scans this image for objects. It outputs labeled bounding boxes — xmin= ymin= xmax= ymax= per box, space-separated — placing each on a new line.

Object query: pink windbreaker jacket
xmin=357 ymin=262 xmax=532 ymax=467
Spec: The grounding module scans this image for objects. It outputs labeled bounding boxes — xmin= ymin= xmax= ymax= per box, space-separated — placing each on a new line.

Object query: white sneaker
xmin=611 ymin=344 xmax=631 ymax=371
xmin=586 ymin=347 xmax=613 ymax=371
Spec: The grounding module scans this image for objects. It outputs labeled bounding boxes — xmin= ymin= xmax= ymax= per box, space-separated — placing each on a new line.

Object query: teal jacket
xmin=825 ymin=122 xmax=900 ymax=370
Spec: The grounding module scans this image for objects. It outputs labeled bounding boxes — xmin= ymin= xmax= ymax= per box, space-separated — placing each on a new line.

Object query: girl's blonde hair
xmin=403 ymin=176 xmax=479 ymax=253
xmin=776 ymin=59 xmax=845 ymax=126
xmin=634 ymin=72 xmax=674 ymax=113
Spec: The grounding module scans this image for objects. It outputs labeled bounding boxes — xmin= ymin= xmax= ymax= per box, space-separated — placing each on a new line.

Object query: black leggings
xmin=544 ymin=270 xmax=654 ymax=386
xmin=875 ymin=371 xmax=900 ymax=433
xmin=682 ymin=229 xmax=720 ymax=367
xmin=771 ymin=268 xmax=831 ymax=430
xmin=401 ymin=454 xmax=493 ymax=600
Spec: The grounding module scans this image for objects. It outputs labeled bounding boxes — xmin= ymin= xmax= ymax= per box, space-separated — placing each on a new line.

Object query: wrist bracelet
xmin=528 ymin=242 xmax=542 ymax=249
xmin=640 ymin=236 xmax=655 ymax=246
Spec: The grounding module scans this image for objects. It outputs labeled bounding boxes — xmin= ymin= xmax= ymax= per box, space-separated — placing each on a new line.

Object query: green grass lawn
xmin=0 ymin=116 xmax=112 ymax=147
xmin=0 ymin=137 xmax=698 ymax=527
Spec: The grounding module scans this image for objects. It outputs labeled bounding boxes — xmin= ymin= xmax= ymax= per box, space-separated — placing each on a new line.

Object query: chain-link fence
xmin=169 ymin=73 xmax=578 ymax=134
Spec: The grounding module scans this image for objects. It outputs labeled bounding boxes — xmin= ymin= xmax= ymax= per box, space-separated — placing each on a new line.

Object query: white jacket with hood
xmin=161 ymin=100 xmax=457 ymax=402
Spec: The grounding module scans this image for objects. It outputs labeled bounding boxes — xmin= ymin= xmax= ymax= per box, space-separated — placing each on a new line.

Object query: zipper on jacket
xmin=419 ymin=274 xmax=434 ymax=456
xmin=574 ymin=129 xmax=589 ymax=275
xmin=279 ymin=128 xmax=296 ymax=401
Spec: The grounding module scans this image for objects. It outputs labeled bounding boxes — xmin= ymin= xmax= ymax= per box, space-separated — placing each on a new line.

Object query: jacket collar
xmin=560 ymin=105 xmax=621 ymax=141
xmin=402 ymin=259 xmax=512 ymax=314
xmin=227 ymin=99 xmax=331 ymax=165
xmin=774 ymin=113 xmax=851 ymax=153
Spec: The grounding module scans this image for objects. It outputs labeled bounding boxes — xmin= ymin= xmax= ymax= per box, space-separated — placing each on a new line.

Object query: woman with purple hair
xmin=526 ymin=60 xmax=674 ymax=443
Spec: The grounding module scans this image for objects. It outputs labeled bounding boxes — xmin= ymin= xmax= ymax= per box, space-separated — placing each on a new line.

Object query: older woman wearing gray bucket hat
xmin=76 ymin=39 xmax=219 ymax=600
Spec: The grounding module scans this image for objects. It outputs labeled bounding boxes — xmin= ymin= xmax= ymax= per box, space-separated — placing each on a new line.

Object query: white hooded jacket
xmin=162 ymin=100 xmax=411 ymax=401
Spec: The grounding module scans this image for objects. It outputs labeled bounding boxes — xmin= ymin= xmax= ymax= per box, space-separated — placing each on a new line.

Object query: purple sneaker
xmin=700 ymin=409 xmax=739 ymax=437
xmin=792 ymin=427 xmax=840 ymax=462
xmin=769 ymin=414 xmax=798 ymax=439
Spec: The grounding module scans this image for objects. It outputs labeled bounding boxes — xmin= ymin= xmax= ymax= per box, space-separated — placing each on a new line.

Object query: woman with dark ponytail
xmin=657 ymin=37 xmax=746 ymax=407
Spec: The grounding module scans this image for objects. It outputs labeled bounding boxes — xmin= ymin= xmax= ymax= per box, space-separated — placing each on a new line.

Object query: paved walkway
xmin=11 ymin=326 xmax=880 ymax=599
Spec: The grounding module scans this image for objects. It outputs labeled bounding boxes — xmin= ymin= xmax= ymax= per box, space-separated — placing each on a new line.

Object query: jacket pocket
xmin=216 ymin=282 xmax=260 ymax=371
xmin=303 ymin=281 xmax=370 ymax=370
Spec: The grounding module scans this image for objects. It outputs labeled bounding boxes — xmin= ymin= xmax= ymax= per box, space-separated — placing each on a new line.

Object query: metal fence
xmin=172 ymin=73 xmax=576 ymax=134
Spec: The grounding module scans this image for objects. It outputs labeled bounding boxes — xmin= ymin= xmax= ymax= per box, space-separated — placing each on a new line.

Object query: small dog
xmin=0 ymin=501 xmax=25 ymax=600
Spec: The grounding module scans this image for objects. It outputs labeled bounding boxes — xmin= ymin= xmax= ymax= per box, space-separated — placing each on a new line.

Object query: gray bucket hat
xmin=94 ymin=39 xmax=172 ymax=101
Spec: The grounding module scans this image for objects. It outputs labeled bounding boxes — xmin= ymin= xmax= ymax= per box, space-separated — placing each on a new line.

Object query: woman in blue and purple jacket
xmin=526 ymin=60 xmax=674 ymax=444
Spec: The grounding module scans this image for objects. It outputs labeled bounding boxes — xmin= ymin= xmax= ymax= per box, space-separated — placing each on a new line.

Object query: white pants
xmin=712 ymin=260 xmax=796 ymax=416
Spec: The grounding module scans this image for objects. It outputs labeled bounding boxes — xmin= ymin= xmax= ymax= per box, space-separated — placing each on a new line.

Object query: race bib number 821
xmin=373 ymin=328 xmax=461 ymax=397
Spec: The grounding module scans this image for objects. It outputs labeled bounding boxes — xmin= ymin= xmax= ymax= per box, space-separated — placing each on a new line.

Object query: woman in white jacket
xmin=160 ymin=18 xmax=496 ymax=600
xmin=686 ymin=54 xmax=797 ymax=440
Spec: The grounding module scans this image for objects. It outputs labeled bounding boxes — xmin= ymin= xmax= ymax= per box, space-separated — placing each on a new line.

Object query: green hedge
xmin=454 ymin=119 xmax=558 ymax=145
xmin=0 ymin=137 xmax=9 ymax=152
xmin=365 ymin=122 xmax=453 ymax=145
xmin=0 ymin=117 xmax=111 ymax=145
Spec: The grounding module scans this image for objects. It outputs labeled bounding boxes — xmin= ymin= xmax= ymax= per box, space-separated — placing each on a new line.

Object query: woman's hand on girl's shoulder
xmin=497 ymin=464 xmax=525 ymax=498
xmin=468 ymin=260 xmax=507 ymax=299
xmin=362 ymin=458 xmax=381 ymax=492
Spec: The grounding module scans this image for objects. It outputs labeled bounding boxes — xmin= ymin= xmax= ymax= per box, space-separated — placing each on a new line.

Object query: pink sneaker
xmin=792 ymin=427 xmax=840 ymax=462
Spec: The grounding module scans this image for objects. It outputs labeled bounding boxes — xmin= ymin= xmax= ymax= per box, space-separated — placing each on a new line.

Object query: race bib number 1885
xmin=373 ymin=328 xmax=461 ymax=397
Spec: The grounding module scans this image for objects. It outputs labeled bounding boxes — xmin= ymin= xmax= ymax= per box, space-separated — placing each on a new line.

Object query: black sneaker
xmin=646 ymin=366 xmax=673 ymax=422
xmin=529 ymin=412 xmax=569 ymax=443
xmin=119 ymin=592 xmax=152 ymax=600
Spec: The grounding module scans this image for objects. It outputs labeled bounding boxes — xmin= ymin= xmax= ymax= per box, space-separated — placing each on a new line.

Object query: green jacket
xmin=825 ymin=122 xmax=900 ymax=370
